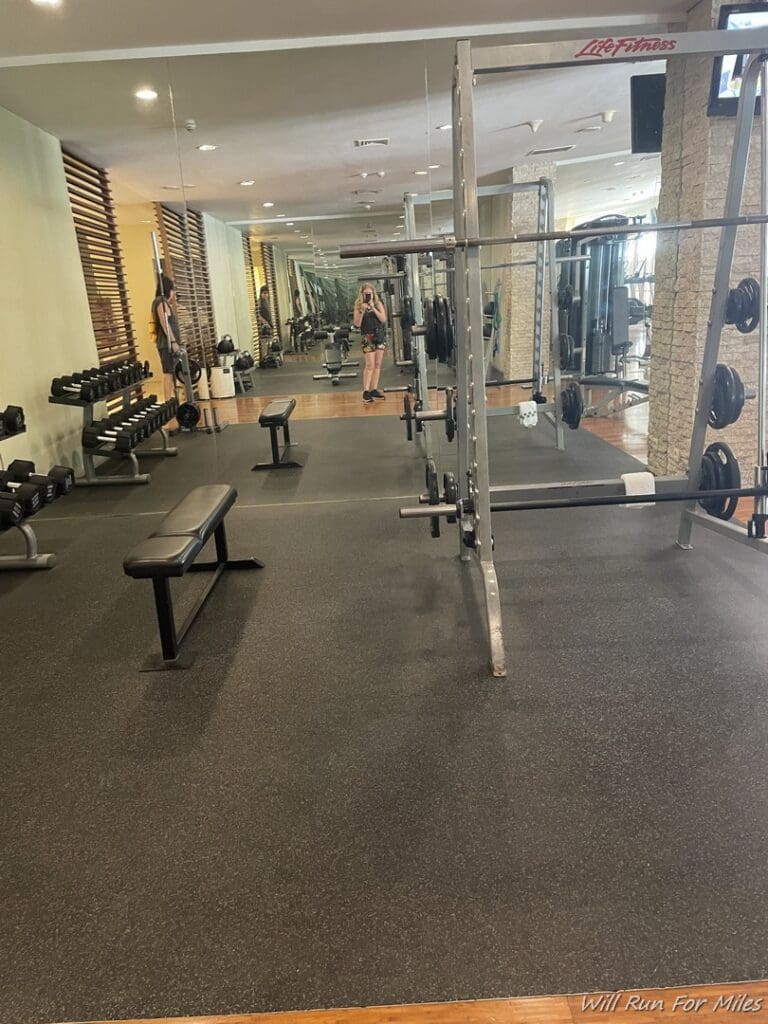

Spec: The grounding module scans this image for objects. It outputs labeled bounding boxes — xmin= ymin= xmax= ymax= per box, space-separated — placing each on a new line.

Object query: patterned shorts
xmin=361 ymin=334 xmax=386 ymax=354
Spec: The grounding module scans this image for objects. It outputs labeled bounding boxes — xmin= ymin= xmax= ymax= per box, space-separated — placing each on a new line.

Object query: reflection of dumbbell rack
xmin=49 ymin=377 xmax=178 ymax=486
xmin=0 ymin=408 xmax=76 ymax=570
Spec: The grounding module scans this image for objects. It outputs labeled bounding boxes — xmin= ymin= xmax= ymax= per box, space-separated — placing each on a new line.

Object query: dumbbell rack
xmin=49 ymin=376 xmax=178 ymax=486
xmin=0 ymin=426 xmax=56 ymax=570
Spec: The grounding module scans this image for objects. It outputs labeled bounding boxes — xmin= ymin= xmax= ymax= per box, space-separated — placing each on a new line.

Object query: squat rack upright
xmin=341 ymin=27 xmax=768 ymax=678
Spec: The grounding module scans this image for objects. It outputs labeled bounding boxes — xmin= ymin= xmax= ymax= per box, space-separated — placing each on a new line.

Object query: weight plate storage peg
xmin=561 ymin=381 xmax=583 ymax=429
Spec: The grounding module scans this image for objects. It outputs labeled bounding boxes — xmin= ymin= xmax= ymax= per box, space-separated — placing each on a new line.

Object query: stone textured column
xmin=479 ymin=162 xmax=556 ymax=380
xmin=649 ymin=0 xmax=762 ymax=475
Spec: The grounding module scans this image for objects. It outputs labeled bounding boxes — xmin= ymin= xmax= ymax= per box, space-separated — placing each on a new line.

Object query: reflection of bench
xmin=581 ymin=375 xmax=650 ymax=417
xmin=123 ymin=484 xmax=263 ymax=669
xmin=253 ymin=398 xmax=302 ymax=470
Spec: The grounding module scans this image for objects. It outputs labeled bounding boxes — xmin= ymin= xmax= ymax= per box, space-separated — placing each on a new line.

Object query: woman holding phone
xmin=353 ymin=282 xmax=388 ymax=403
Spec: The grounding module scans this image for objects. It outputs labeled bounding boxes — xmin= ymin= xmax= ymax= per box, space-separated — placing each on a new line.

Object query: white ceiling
xmin=0 ymin=5 xmax=672 ymax=269
xmin=2 ymin=0 xmax=685 ymax=62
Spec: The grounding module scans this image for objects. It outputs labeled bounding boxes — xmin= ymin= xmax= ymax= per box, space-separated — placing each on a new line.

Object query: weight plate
xmin=698 ymin=441 xmax=740 ymax=520
xmin=561 ymin=381 xmax=583 ymax=429
xmin=402 ymin=394 xmax=413 ymax=441
xmin=425 ymin=301 xmax=438 ymax=360
xmin=445 ymin=388 xmax=455 ymax=442
xmin=177 ymin=402 xmax=201 ymax=429
xmin=443 ymin=472 xmax=458 ymax=524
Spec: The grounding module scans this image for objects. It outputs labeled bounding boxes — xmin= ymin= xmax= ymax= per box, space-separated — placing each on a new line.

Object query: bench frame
xmin=253 ymin=408 xmax=302 ymax=471
xmin=143 ymin=519 xmax=263 ymax=671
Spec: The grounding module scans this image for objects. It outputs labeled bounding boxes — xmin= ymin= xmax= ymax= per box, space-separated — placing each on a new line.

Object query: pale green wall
xmin=0 ymin=105 xmax=99 ymax=473
xmin=203 ymin=213 xmax=252 ymax=352
xmin=272 ymin=245 xmax=292 ymax=345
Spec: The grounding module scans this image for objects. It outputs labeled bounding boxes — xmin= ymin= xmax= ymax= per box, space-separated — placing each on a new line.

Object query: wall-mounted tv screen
xmin=708 ymin=2 xmax=767 ymax=116
xmin=631 ymin=74 xmax=666 ymax=153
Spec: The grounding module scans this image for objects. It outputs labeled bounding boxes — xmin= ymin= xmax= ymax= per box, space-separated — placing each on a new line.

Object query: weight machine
xmin=341 ymin=27 xmax=768 ymax=678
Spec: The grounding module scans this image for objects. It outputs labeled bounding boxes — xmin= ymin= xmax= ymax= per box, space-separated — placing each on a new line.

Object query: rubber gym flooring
xmin=3 ymin=414 xmax=768 ymax=1024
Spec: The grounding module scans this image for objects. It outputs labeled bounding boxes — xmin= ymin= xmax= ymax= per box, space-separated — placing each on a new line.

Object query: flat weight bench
xmin=253 ymin=397 xmax=302 ymax=471
xmin=123 ymin=484 xmax=263 ymax=670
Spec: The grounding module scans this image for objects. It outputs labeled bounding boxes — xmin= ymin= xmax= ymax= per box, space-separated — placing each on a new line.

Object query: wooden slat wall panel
xmin=63 ymin=150 xmax=136 ymax=367
xmin=260 ymin=243 xmax=281 ymax=346
xmin=154 ymin=204 xmax=217 ymax=366
xmin=242 ymin=234 xmax=262 ymax=361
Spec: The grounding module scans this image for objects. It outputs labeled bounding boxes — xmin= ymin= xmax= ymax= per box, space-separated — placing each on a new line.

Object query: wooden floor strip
xmin=61 ymin=982 xmax=768 ymax=1024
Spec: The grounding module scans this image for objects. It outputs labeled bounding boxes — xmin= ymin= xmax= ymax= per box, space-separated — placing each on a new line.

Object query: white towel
xmin=518 ymin=401 xmax=538 ymax=429
xmin=621 ymin=471 xmax=655 ymax=508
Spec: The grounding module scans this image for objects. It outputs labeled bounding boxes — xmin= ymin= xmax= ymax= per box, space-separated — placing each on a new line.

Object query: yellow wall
xmin=0 ymin=104 xmax=99 ymax=473
xmin=116 ymin=205 xmax=163 ymax=384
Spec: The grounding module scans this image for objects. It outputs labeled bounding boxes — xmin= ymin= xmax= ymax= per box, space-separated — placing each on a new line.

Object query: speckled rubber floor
xmin=2 ymin=416 xmax=767 ymax=1023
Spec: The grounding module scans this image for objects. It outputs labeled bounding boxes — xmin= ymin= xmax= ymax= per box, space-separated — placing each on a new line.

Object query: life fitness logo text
xmin=574 ymin=36 xmax=678 ymax=59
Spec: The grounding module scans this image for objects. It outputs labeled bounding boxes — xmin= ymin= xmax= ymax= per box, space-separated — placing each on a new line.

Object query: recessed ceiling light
xmin=286 ymin=222 xmax=294 ymax=226
xmin=31 ymin=0 xmax=62 ymax=7
xmin=614 ymin=161 xmax=626 ymax=166
xmin=407 ymin=192 xmax=419 ymax=197
xmin=414 ymin=170 xmax=428 ymax=176
xmin=263 ymin=201 xmax=275 ymax=208
xmin=134 ymin=87 xmax=158 ymax=101
xmin=277 ymin=213 xmax=286 ymax=218
xmin=436 ymin=124 xmax=451 ymax=131
xmin=399 ymin=214 xmax=405 ymax=220
xmin=428 ymin=164 xmax=440 ymax=170
xmin=239 ymin=180 xmax=255 ymax=187
xmin=294 ymin=229 xmax=301 ymax=233
xmin=197 ymin=144 xmax=217 ymax=152
xmin=576 ymin=125 xmax=602 ymax=134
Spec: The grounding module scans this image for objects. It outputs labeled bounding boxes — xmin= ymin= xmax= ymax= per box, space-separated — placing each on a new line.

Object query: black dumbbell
xmin=0 ymin=476 xmax=41 ymax=516
xmin=82 ymin=424 xmax=139 ymax=452
xmin=6 ymin=459 xmax=74 ymax=498
xmin=1 ymin=405 xmax=25 ymax=434
xmin=51 ymin=376 xmax=96 ymax=402
xmin=0 ymin=468 xmax=55 ymax=505
xmin=103 ymin=411 xmax=151 ymax=442
xmin=72 ymin=371 xmax=109 ymax=399
xmin=0 ymin=492 xmax=23 ymax=530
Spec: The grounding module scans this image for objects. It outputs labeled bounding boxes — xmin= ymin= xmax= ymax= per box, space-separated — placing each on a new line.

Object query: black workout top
xmin=360 ymin=308 xmax=381 ymax=336
xmin=259 ymin=297 xmax=272 ymax=327
xmin=152 ymin=297 xmax=180 ymax=351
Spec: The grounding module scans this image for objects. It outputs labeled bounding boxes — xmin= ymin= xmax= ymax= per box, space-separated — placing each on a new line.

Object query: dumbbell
xmin=51 ymin=376 xmax=97 ymax=402
xmin=0 ymin=467 xmax=56 ymax=505
xmin=7 ymin=459 xmax=74 ymax=498
xmin=0 ymin=475 xmax=42 ymax=516
xmin=109 ymin=396 xmax=169 ymax=433
xmin=72 ymin=371 xmax=109 ymax=399
xmin=82 ymin=423 xmax=140 ymax=452
xmin=103 ymin=410 xmax=152 ymax=442
xmin=1 ymin=405 xmax=25 ymax=434
xmin=0 ymin=492 xmax=23 ymax=530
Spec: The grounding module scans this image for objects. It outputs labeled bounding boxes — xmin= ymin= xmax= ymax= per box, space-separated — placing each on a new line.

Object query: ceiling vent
xmin=354 ymin=137 xmax=390 ymax=147
xmin=351 ymin=188 xmax=383 ymax=196
xmin=527 ymin=144 xmax=576 ymax=156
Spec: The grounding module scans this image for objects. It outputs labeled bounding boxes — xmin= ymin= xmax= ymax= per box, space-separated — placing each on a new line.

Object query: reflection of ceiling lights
xmin=263 ymin=201 xmax=275 ymax=208
xmin=294 ymin=229 xmax=301 ymax=233
xmin=414 ymin=170 xmax=428 ymax=176
xmin=286 ymin=222 xmax=294 ymax=226
xmin=428 ymin=164 xmax=440 ymax=170
xmin=239 ymin=180 xmax=255 ymax=187
xmin=277 ymin=213 xmax=286 ymax=218
xmin=197 ymin=144 xmax=217 ymax=152
xmin=134 ymin=87 xmax=158 ymax=101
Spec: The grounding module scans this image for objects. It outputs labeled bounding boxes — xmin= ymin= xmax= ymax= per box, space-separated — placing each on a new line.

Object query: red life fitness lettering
xmin=574 ymin=36 xmax=678 ymax=59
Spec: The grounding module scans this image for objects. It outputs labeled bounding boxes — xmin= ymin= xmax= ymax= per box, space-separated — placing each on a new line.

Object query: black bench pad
xmin=124 ymin=535 xmax=201 ymax=579
xmin=154 ymin=484 xmax=236 ymax=543
xmin=259 ymin=399 xmax=296 ymax=425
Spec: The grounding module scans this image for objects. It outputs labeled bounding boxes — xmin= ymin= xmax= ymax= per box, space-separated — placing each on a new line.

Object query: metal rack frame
xmin=49 ymin=377 xmax=178 ymax=487
xmin=340 ymin=27 xmax=768 ymax=677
